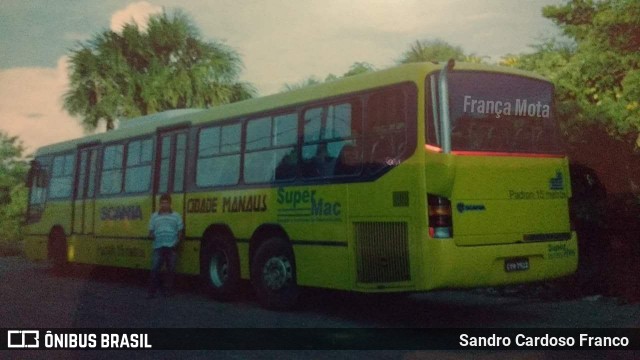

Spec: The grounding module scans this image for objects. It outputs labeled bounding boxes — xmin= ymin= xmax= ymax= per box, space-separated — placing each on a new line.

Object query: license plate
xmin=505 ymin=258 xmax=529 ymax=272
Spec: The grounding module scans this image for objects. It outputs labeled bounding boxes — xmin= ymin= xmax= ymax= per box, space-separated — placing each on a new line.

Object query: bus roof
xmin=35 ymin=61 xmax=550 ymax=156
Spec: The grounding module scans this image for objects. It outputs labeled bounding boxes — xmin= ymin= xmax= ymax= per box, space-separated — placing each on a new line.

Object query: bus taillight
xmin=428 ymin=194 xmax=453 ymax=238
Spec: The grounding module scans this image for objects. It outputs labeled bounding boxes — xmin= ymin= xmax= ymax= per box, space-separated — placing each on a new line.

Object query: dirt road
xmin=1 ymin=256 xmax=639 ymax=358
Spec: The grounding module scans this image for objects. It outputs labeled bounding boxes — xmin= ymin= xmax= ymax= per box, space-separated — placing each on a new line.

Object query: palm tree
xmin=64 ymin=9 xmax=255 ymax=131
xmin=64 ymin=44 xmax=119 ymax=131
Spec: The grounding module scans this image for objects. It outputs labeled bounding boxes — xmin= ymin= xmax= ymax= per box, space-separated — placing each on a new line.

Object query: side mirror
xmin=37 ymin=170 xmax=49 ymax=188
xmin=27 ymin=161 xmax=49 ymax=188
xmin=26 ymin=168 xmax=35 ymax=188
xmin=26 ymin=160 xmax=39 ymax=187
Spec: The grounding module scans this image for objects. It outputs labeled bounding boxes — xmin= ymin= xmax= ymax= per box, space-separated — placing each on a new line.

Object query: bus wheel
xmin=48 ymin=228 xmax=67 ymax=272
xmin=201 ymin=234 xmax=241 ymax=301
xmin=251 ymin=237 xmax=299 ymax=310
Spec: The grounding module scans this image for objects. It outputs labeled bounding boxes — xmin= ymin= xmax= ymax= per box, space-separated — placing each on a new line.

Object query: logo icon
xmin=456 ymin=203 xmax=486 ymax=213
xmin=7 ymin=330 xmax=39 ymax=348
xmin=549 ymin=171 xmax=564 ymax=191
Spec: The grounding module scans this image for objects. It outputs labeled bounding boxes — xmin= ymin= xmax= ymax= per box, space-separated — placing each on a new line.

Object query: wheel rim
xmin=262 ymin=256 xmax=292 ymax=290
xmin=208 ymin=250 xmax=229 ymax=288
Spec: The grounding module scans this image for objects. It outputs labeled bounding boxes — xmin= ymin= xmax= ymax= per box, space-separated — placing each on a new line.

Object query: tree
xmin=0 ymin=132 xmax=28 ymax=252
xmin=281 ymin=62 xmax=377 ymax=92
xmin=0 ymin=131 xmax=27 ymax=201
xmin=502 ymin=0 xmax=640 ymax=195
xmin=64 ymin=10 xmax=256 ymax=131
xmin=541 ymin=0 xmax=640 ymax=139
xmin=342 ymin=62 xmax=377 ymax=77
xmin=397 ymin=39 xmax=469 ymax=64
xmin=281 ymin=76 xmax=323 ymax=92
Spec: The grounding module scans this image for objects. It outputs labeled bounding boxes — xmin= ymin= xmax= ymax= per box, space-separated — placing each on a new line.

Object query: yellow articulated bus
xmin=24 ymin=61 xmax=577 ymax=309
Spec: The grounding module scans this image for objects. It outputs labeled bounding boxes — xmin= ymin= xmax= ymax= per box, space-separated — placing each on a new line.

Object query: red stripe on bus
xmin=424 ymin=145 xmax=565 ymax=158
xmin=451 ymin=150 xmax=565 ymax=158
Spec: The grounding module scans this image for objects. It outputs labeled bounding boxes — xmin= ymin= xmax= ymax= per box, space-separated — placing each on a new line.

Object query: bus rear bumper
xmin=418 ymin=231 xmax=578 ymax=290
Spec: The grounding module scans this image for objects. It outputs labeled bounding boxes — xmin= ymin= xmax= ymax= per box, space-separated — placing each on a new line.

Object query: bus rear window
xmin=429 ymin=71 xmax=564 ymax=155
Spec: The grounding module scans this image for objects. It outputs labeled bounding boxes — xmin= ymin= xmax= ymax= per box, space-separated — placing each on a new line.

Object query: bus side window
xmin=275 ymin=148 xmax=298 ymax=180
xmin=197 ymin=124 xmax=241 ymax=187
xmin=334 ymin=142 xmax=362 ymax=176
xmin=124 ymin=138 xmax=153 ymax=193
xmin=49 ymin=153 xmax=75 ymax=199
xmin=426 ymin=74 xmax=441 ymax=147
xmin=366 ymin=88 xmax=408 ymax=172
xmin=302 ymin=102 xmax=360 ymax=179
xmin=100 ymin=144 xmax=124 ymax=195
xmin=244 ymin=113 xmax=298 ymax=184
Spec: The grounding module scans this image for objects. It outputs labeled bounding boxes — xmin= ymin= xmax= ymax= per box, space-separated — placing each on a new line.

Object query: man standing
xmin=148 ymin=193 xmax=184 ymax=298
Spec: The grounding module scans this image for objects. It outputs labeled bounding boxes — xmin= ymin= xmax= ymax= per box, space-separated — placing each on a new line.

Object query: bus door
xmin=154 ymin=129 xmax=189 ymax=216
xmin=73 ymin=146 xmax=99 ymax=235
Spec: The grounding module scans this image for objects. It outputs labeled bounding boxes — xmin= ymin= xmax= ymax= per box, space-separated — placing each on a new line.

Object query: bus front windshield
xmin=441 ymin=71 xmax=563 ymax=155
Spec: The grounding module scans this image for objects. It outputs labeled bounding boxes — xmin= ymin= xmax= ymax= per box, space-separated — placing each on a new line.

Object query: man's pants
xmin=149 ymin=247 xmax=177 ymax=295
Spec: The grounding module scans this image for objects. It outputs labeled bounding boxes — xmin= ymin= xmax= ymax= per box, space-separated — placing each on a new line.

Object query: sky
xmin=0 ymin=0 xmax=565 ymax=154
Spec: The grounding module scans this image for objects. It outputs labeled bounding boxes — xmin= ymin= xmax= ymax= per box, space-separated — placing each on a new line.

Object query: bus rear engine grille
xmin=354 ymin=222 xmax=410 ymax=283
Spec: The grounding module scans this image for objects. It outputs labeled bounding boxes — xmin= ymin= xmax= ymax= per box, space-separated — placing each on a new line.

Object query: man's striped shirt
xmin=148 ymin=211 xmax=184 ymax=249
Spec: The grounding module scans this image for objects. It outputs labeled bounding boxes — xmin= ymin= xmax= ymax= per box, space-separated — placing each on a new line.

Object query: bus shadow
xmin=44 ymin=262 xmax=209 ymax=296
xmin=42 ymin=263 xmax=543 ymax=328
xmin=295 ymin=288 xmax=543 ymax=328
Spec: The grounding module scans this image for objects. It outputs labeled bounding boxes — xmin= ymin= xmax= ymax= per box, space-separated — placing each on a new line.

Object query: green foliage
xmin=0 ymin=184 xmax=27 ymax=251
xmin=507 ymin=0 xmax=640 ymax=145
xmin=0 ymin=132 xmax=28 ymax=253
xmin=281 ymin=62 xmax=377 ymax=92
xmin=343 ymin=62 xmax=377 ymax=77
xmin=502 ymin=0 xmax=640 ymax=195
xmin=64 ymin=9 xmax=256 ymax=131
xmin=281 ymin=76 xmax=324 ymax=92
xmin=397 ymin=39 xmax=468 ymax=64
xmin=0 ymin=132 xmax=27 ymax=201
xmin=282 ymin=38 xmax=482 ymax=92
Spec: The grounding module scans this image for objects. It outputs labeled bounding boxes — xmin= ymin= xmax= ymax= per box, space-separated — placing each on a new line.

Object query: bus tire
xmin=48 ymin=228 xmax=67 ymax=273
xmin=201 ymin=233 xmax=241 ymax=301
xmin=251 ymin=237 xmax=299 ymax=310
